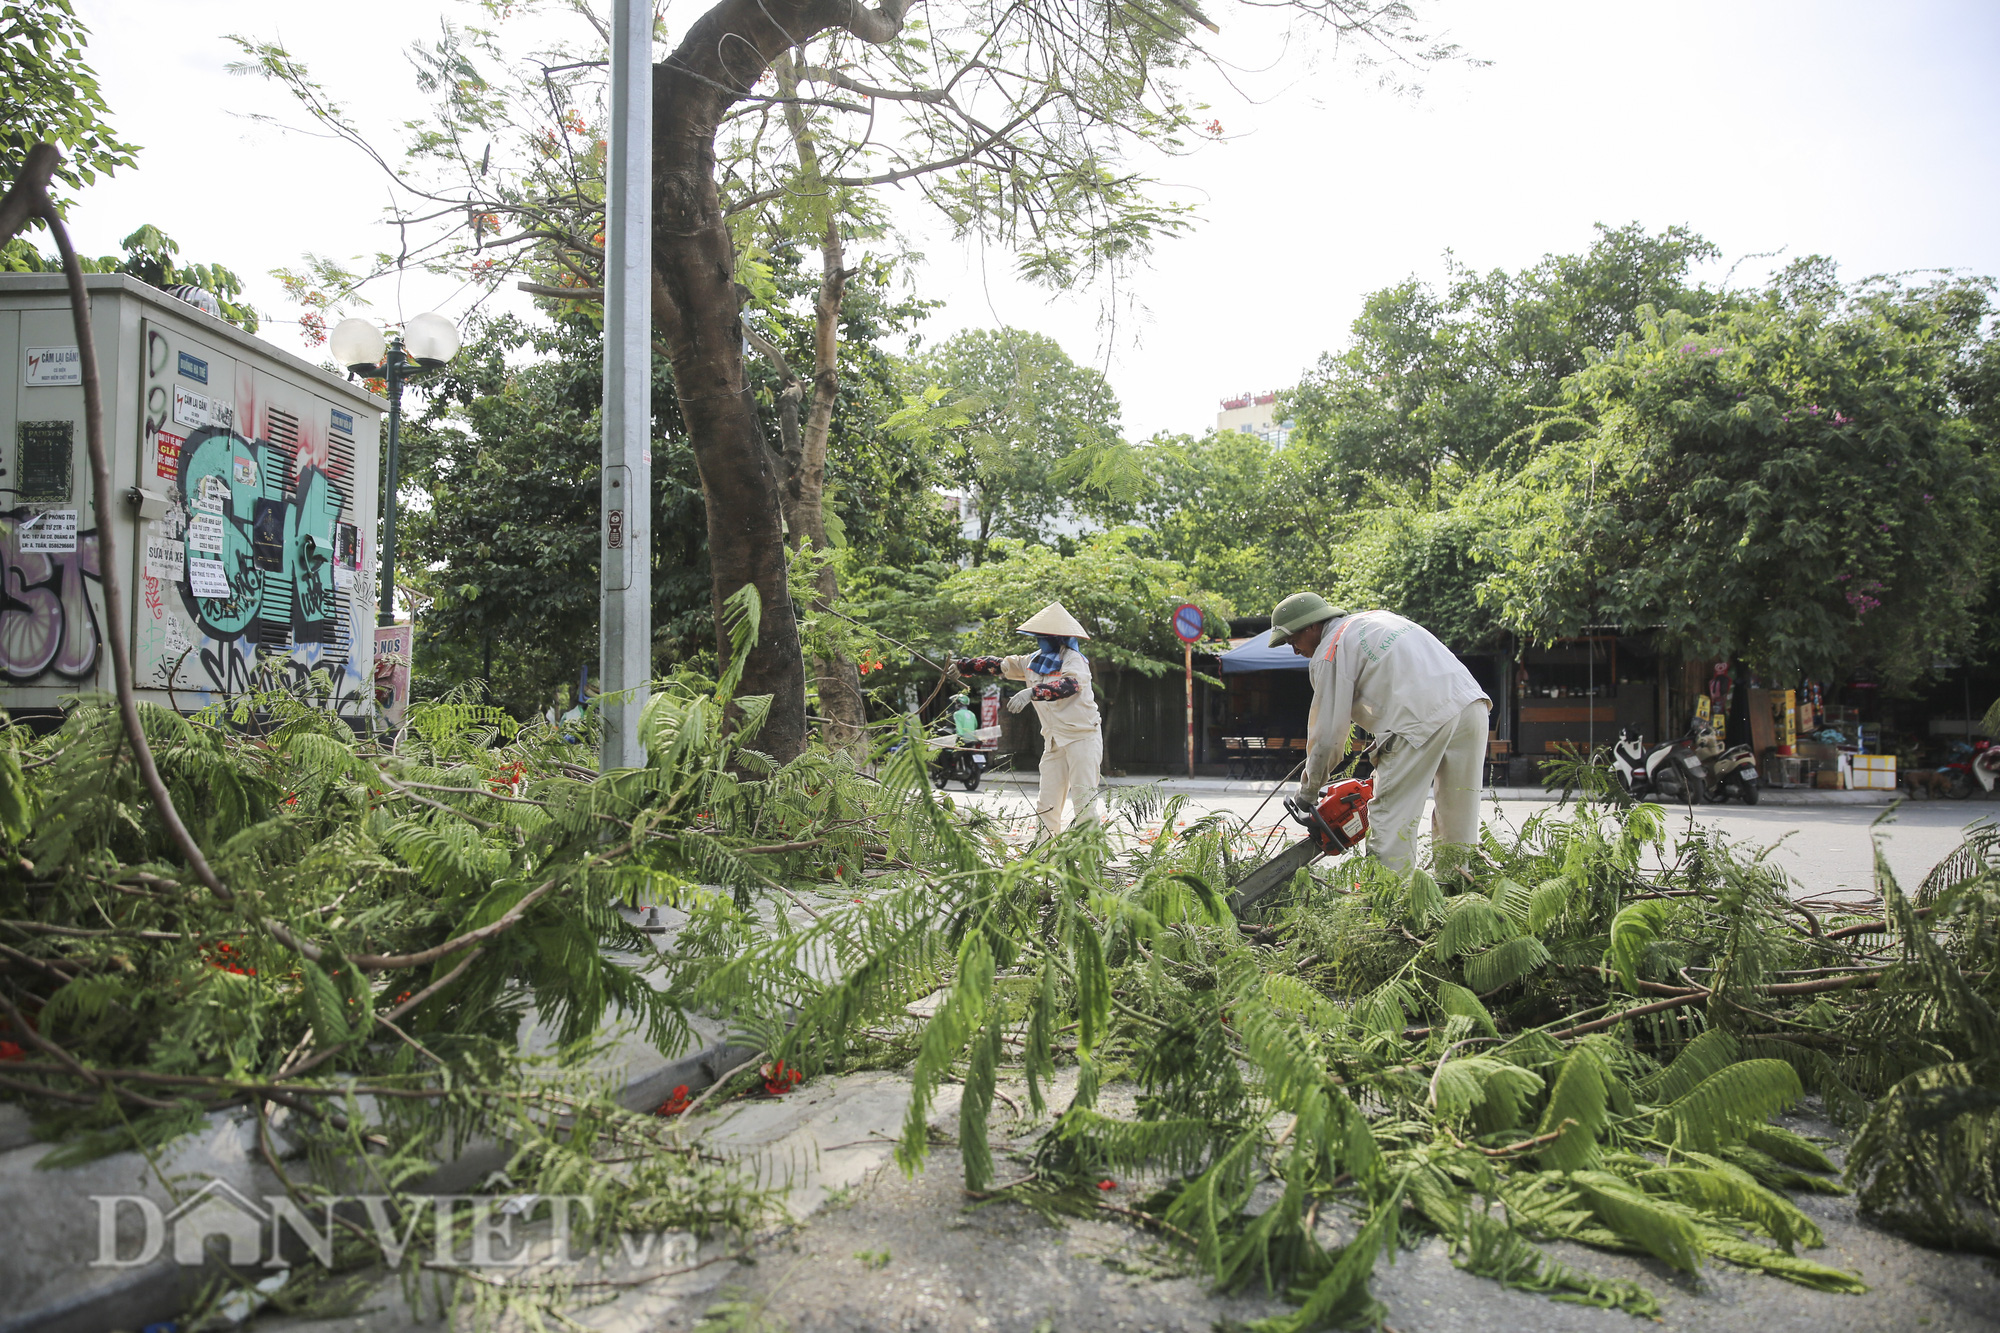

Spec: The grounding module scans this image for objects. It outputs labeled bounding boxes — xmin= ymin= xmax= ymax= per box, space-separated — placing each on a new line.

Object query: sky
xmin=61 ymin=0 xmax=2000 ymax=441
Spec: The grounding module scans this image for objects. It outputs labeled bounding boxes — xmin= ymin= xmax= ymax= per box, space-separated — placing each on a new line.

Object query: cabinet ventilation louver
xmin=256 ymin=408 xmax=302 ymax=654
xmin=327 ymin=414 xmax=358 ymax=654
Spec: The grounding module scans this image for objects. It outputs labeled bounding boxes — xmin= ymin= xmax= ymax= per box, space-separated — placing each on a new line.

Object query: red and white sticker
xmin=155 ymin=430 xmax=185 ymax=481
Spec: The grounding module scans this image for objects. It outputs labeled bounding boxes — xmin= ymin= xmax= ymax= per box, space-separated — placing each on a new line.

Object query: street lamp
xmin=330 ymin=314 xmax=461 ymax=627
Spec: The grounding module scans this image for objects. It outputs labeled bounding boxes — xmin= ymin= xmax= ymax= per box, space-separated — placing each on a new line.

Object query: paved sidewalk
xmin=975 ymin=770 xmax=1906 ymax=806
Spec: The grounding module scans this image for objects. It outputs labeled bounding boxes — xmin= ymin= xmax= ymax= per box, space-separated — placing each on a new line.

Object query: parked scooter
xmin=1691 ymin=719 xmax=1760 ymax=804
xmin=1612 ymin=726 xmax=1708 ymax=804
xmin=1941 ymin=739 xmax=2000 ymax=799
xmin=931 ymin=742 xmax=987 ymax=791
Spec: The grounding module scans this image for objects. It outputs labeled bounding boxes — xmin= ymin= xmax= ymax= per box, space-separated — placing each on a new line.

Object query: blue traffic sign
xmin=1172 ymin=602 xmax=1204 ymax=644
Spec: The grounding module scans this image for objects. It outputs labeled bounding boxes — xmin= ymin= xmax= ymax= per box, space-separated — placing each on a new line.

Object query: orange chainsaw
xmin=1228 ymin=776 xmax=1373 ymax=915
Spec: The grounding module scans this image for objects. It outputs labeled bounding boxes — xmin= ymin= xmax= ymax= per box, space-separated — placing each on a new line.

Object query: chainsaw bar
xmin=1228 ymin=836 xmax=1322 ymax=916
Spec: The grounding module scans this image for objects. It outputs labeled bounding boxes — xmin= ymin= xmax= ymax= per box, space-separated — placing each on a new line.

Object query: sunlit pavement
xmin=958 ymin=775 xmax=1995 ymax=904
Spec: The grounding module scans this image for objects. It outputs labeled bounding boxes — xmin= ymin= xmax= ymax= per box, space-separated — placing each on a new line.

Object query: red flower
xmin=0 ymin=1041 xmax=25 ymax=1061
xmin=1097 ymin=1179 xmax=1117 ymax=1191
xmin=760 ymin=1061 xmax=803 ymax=1096
xmin=656 ymin=1084 xmax=692 ymax=1116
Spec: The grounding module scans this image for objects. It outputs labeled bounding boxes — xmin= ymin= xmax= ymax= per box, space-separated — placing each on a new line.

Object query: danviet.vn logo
xmin=89 ymin=1177 xmax=691 ymax=1270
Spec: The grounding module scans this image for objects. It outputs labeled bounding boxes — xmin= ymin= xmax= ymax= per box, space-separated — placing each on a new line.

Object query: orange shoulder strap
xmin=1317 ymin=615 xmax=1354 ymax=664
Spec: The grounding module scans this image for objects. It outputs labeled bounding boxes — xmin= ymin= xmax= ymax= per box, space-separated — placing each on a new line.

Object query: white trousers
xmin=1035 ymin=733 xmax=1103 ymax=838
xmin=1368 ymin=700 xmax=1489 ymax=873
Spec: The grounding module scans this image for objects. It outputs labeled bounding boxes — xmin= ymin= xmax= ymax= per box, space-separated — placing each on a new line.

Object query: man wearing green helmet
xmin=949 ymin=692 xmax=979 ymax=745
xmin=1267 ymin=593 xmax=1491 ymax=873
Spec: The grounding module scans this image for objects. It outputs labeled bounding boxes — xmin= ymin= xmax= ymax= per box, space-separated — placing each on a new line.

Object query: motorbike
xmin=927 ymin=731 xmax=993 ymax=791
xmin=1612 ymin=726 xmax=1708 ymax=804
xmin=1691 ymin=719 xmax=1760 ymax=804
xmin=1941 ymin=739 xmax=2000 ymax=799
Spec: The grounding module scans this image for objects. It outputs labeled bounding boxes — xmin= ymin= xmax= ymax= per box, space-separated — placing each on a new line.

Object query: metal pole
xmin=600 ymin=0 xmax=653 ymax=769
xmin=1184 ymin=644 xmax=1194 ymax=778
xmin=378 ymin=346 xmax=404 ymax=627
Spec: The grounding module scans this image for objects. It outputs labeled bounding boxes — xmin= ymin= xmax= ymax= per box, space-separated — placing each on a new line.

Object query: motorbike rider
xmin=1267 ymin=593 xmax=1491 ymax=874
xmin=954 ymin=603 xmax=1103 ymax=838
xmin=949 ymin=692 xmax=980 ymax=746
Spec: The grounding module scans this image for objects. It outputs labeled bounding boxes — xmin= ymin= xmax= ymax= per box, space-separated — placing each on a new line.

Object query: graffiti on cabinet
xmin=160 ymin=423 xmax=370 ymax=716
xmin=0 ymin=514 xmax=101 ymax=682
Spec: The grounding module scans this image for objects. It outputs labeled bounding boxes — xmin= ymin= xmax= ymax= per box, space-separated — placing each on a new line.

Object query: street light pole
xmin=330 ymin=312 xmax=461 ymax=630
xmin=599 ymin=0 xmax=653 ymax=770
xmin=378 ymin=342 xmax=407 ymax=627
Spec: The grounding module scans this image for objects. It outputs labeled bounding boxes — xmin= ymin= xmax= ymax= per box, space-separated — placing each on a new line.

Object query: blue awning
xmin=1219 ymin=628 xmax=1308 ymax=674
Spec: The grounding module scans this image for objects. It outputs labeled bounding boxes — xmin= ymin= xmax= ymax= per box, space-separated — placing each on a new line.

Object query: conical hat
xmin=1016 ymin=602 xmax=1090 ymax=639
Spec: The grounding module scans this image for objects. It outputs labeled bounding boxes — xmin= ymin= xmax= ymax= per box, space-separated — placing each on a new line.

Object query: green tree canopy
xmin=2 ymin=223 xmax=259 ymax=332
xmin=943 ymin=529 xmax=1230 ymax=681
xmin=0 ymin=0 xmax=137 ymax=212
xmin=1488 ymin=273 xmax=1997 ymax=683
xmin=1115 ymin=428 xmax=1285 ymax=613
xmin=919 ymin=327 xmax=1125 ymax=562
xmin=398 ymin=315 xmax=709 ymax=718
xmin=1278 ymin=223 xmax=1727 ymax=501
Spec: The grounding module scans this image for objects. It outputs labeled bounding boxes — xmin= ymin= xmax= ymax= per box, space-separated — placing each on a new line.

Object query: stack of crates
xmin=1849 ymin=754 xmax=1897 ymax=790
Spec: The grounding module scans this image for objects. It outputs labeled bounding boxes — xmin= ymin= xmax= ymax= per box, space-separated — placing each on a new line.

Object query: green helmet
xmin=1267 ymin=592 xmax=1344 ymax=646
xmin=949 ymin=692 xmax=970 ymax=708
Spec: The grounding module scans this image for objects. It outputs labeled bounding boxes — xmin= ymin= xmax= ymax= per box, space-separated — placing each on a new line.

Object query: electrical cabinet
xmin=0 ymin=274 xmax=383 ymax=724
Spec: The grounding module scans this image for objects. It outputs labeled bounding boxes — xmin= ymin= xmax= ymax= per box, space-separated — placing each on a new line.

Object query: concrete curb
xmin=0 ymin=1020 xmax=756 ymax=1333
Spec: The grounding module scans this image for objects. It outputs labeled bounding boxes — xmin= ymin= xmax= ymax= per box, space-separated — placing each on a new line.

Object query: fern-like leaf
xmin=1655 ymin=1060 xmax=1804 ymax=1154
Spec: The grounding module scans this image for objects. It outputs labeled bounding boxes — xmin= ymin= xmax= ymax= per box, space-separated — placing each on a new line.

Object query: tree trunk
xmin=771 ymin=54 xmax=868 ymax=758
xmin=648 ymin=4 xmax=825 ymax=763
xmin=648 ymin=0 xmax=918 ymax=762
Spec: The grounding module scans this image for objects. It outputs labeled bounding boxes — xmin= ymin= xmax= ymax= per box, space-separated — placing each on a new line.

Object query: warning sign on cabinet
xmin=24 ymin=346 xmax=80 ymax=386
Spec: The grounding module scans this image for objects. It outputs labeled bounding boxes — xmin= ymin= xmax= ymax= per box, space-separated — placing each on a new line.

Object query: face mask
xmin=1029 ymin=635 xmax=1076 ymax=675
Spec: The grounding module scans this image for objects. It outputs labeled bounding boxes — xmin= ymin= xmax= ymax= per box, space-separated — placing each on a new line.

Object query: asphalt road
xmin=963 ymin=780 xmax=1998 ymax=903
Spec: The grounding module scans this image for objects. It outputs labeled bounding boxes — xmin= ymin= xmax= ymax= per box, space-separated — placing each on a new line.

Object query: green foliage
xmin=398 ymin=314 xmax=709 ymax=714
xmin=1110 ymin=429 xmax=1287 ymax=612
xmin=654 ymin=777 xmax=2000 ymax=1324
xmin=3 ymin=223 xmax=259 ymax=332
xmin=914 ymin=327 xmax=1127 ymax=561
xmin=0 ymin=0 xmax=138 ymax=212
xmin=11 ymin=687 xmax=2000 ymax=1324
xmin=1451 ymin=1209 xmax=1659 ymax=1316
xmin=0 ymin=670 xmax=916 ymax=1317
xmin=943 ymin=529 xmax=1232 ymax=682
xmin=1284 ymin=223 xmax=1727 ymax=498
xmin=1488 ymin=276 xmax=1997 ymax=682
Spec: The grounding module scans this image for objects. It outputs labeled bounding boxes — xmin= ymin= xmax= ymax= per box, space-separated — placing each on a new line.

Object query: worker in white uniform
xmin=953 ymin=603 xmax=1104 ymax=838
xmin=1267 ymin=593 xmax=1491 ymax=873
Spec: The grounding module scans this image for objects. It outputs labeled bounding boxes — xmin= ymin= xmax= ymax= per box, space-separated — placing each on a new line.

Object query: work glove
xmin=1006 ymin=689 xmax=1033 ymax=714
xmin=1298 ymin=778 xmax=1319 ymax=806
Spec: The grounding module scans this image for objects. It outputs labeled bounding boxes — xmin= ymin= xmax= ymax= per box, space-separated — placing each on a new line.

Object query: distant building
xmin=937 ymin=486 xmax=1095 ymax=552
xmin=1216 ymin=391 xmax=1293 ymax=447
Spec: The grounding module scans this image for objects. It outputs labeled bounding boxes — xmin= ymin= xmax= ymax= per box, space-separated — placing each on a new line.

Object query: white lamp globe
xmin=403 ymin=312 xmax=461 ymax=368
xmin=329 ymin=318 xmax=386 ymax=375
